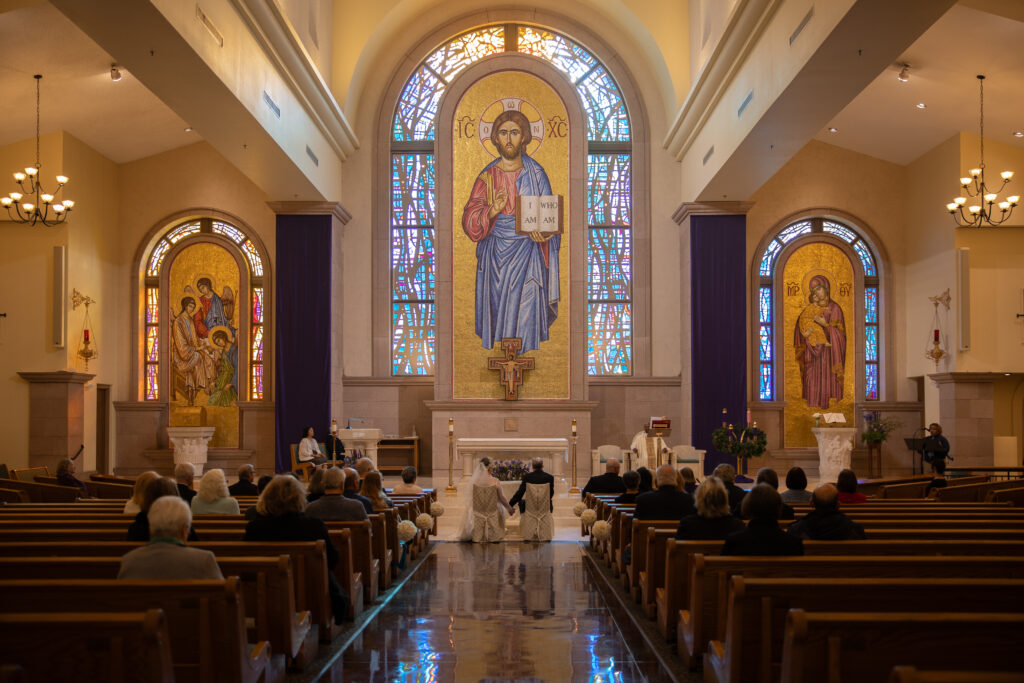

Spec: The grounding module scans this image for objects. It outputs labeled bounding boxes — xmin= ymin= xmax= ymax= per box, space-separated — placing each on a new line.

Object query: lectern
xmin=337 ymin=428 xmax=382 ymax=470
xmin=644 ymin=419 xmax=671 ymax=468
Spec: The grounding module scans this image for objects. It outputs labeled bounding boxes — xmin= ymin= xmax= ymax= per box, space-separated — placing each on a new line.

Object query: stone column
xmin=167 ymin=426 xmax=217 ymax=475
xmin=811 ymin=427 xmax=856 ymax=483
xmin=929 ymin=373 xmax=994 ymax=468
xmin=17 ymin=371 xmax=95 ymax=468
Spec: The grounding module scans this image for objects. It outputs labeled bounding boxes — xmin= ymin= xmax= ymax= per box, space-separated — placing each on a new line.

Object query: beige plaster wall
xmin=747 ymin=140 xmax=912 ymax=400
xmin=280 ymin=0 xmax=334 ymax=81
xmin=688 ymin=0 xmax=740 ymax=82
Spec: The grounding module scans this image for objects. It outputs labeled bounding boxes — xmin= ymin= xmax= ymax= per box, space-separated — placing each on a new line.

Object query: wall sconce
xmin=924 ymin=289 xmax=951 ymax=368
xmin=71 ymin=288 xmax=97 ymax=370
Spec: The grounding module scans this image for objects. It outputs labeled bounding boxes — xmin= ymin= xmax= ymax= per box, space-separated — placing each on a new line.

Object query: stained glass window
xmin=390 ymin=23 xmax=633 ymax=375
xmin=142 ymin=218 xmax=267 ymax=401
xmin=758 ymin=218 xmax=881 ymax=401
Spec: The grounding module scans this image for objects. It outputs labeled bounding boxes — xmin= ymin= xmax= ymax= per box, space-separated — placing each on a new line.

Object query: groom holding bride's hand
xmin=508 ymin=458 xmax=555 ymax=514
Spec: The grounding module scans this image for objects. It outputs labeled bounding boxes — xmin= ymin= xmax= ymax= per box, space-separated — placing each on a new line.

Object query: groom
xmin=508 ymin=458 xmax=555 ymax=513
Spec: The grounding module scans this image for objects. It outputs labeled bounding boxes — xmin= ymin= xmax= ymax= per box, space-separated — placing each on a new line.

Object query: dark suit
xmin=633 ymin=485 xmax=696 ymax=521
xmin=725 ymin=483 xmax=746 ymax=513
xmin=228 ymin=479 xmax=259 ymax=497
xmin=722 ymin=519 xmax=804 ymax=556
xmin=177 ymin=483 xmax=196 ymax=503
xmin=582 ymin=472 xmax=626 ymax=497
xmin=787 ymin=508 xmax=866 ymax=540
xmin=323 ymin=435 xmax=346 ymax=461
xmin=508 ymin=470 xmax=555 ymax=512
xmin=675 ymin=514 xmax=746 ymax=540
xmin=615 ymin=492 xmax=639 ymax=504
xmin=344 ymin=490 xmax=374 ymax=515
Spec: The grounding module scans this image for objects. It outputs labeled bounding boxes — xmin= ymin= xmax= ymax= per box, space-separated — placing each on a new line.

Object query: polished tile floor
xmin=340 ymin=542 xmax=666 ymax=682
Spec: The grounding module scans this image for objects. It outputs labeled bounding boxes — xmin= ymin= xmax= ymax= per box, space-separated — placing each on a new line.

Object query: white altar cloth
xmin=457 ymin=437 xmax=569 ymax=476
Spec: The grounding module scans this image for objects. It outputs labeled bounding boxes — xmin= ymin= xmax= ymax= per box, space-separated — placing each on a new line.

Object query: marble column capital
xmin=17 ymin=370 xmax=95 ymax=385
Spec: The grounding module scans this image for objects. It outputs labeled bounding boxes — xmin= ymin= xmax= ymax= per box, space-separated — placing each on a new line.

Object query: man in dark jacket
xmin=508 ymin=458 xmax=555 ymax=513
xmin=634 ymin=465 xmax=697 ymax=520
xmin=342 ymin=467 xmax=374 ymax=515
xmin=713 ymin=463 xmax=747 ymax=512
xmin=228 ymin=464 xmax=259 ymax=497
xmin=582 ymin=458 xmax=627 ymax=497
xmin=787 ymin=484 xmax=866 ymax=540
xmin=174 ymin=462 xmax=196 ymax=503
xmin=614 ymin=470 xmax=641 ymax=504
xmin=722 ymin=484 xmax=803 ymax=556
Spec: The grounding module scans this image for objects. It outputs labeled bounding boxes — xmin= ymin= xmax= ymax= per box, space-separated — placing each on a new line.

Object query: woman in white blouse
xmin=298 ymin=426 xmax=327 ymax=465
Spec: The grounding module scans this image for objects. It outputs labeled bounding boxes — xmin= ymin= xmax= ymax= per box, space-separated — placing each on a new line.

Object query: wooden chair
xmin=9 ymin=466 xmax=50 ymax=482
xmin=289 ymin=444 xmax=313 ymax=482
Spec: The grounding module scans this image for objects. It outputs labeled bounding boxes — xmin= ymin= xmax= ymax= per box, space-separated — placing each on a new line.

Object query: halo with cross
xmin=477 ymin=97 xmax=546 ymax=158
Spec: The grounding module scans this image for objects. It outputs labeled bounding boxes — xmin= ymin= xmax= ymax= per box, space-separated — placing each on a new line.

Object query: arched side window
xmin=756 ymin=217 xmax=880 ymax=402
xmin=141 ymin=217 xmax=268 ymax=403
xmin=389 ymin=24 xmax=632 ymax=375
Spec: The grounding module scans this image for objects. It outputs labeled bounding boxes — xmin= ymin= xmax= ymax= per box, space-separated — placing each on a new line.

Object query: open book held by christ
xmin=515 ymin=195 xmax=564 ymax=235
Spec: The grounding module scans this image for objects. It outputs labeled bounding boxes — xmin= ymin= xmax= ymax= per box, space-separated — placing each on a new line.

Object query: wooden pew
xmin=780 ymin=610 xmax=1024 ymax=683
xmin=640 ymin=527 xmax=677 ymax=616
xmin=8 ymin=467 xmax=49 ymax=482
xmin=0 ymin=478 xmax=81 ymax=502
xmin=705 ymin=577 xmax=1024 ymax=683
xmin=679 ymin=555 xmax=1024 ymax=670
xmin=988 ymin=487 xmax=1024 ymax=507
xmin=0 ymin=489 xmax=28 ymax=504
xmin=35 ymin=475 xmax=134 ymax=499
xmin=0 ymin=609 xmax=175 ymax=683
xmin=0 ymin=578 xmax=278 ymax=683
xmin=626 ymin=519 xmax=679 ymax=600
xmin=890 ymin=667 xmax=1024 ymax=683
xmin=934 ymin=478 xmax=1024 ymax=502
xmin=90 ymin=472 xmax=137 ymax=484
xmin=857 ymin=474 xmax=933 ymax=496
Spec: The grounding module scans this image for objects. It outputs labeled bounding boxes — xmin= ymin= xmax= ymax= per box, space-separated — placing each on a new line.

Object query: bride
xmin=459 ymin=457 xmax=514 ymax=542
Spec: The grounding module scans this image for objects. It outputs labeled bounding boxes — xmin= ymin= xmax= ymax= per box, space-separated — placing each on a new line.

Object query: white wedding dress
xmin=458 ymin=463 xmax=508 ymax=542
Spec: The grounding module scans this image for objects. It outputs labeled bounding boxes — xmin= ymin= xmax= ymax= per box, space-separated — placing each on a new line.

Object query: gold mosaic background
xmin=783 ymin=242 xmax=855 ymax=447
xmin=452 ymin=71 xmax=570 ymax=399
xmin=168 ymin=242 xmax=240 ymax=447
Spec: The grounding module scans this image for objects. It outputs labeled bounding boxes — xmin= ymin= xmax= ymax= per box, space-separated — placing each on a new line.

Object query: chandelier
xmin=946 ymin=75 xmax=1018 ymax=227
xmin=1 ymin=75 xmax=74 ymax=226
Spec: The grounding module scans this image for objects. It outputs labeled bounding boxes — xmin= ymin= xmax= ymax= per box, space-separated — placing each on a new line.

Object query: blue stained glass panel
xmin=759 ymin=287 xmax=772 ymax=323
xmin=759 ymin=364 xmax=772 ymax=400
xmin=587 ymin=154 xmax=631 ymax=225
xmin=865 ymin=363 xmax=879 ymax=400
xmin=759 ymin=324 xmax=772 ymax=361
xmin=392 ymin=303 xmax=435 ymax=375
xmin=865 ymin=326 xmax=879 ymax=362
xmin=864 ymin=287 xmax=878 ymax=323
xmin=587 ymin=303 xmax=631 ymax=374
xmin=517 ymin=27 xmax=598 ymax=83
xmin=425 ymin=28 xmax=504 ymax=84
xmin=576 ymin=65 xmax=630 ymax=141
xmin=391 ymin=154 xmax=436 ymax=226
xmin=392 ymin=65 xmax=444 ymax=141
xmin=778 ymin=221 xmax=812 ymax=243
xmin=587 ymin=229 xmax=630 ymax=300
xmin=391 ymin=228 xmax=435 ymax=300
xmin=760 ymin=240 xmax=781 ymax=276
xmin=822 ymin=221 xmax=856 ymax=243
xmin=853 ymin=240 xmax=876 ymax=276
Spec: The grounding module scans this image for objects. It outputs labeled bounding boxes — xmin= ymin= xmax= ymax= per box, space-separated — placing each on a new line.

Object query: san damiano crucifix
xmin=487 ymin=337 xmax=535 ymax=400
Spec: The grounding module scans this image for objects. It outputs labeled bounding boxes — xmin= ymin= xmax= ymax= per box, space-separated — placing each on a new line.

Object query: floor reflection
xmin=341 ymin=542 xmax=661 ymax=682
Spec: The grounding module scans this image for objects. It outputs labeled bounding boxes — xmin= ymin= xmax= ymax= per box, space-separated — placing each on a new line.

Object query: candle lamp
xmin=446 ymin=417 xmax=457 ymax=495
xmin=569 ymin=419 xmax=579 ymax=495
xmin=72 ymin=288 xmax=96 ymax=370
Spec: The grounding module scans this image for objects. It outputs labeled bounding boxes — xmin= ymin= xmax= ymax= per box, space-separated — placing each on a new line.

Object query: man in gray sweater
xmin=307 ymin=467 xmax=369 ymax=522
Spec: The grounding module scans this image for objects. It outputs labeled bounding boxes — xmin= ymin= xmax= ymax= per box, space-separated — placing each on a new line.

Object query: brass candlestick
xmin=569 ymin=418 xmax=580 ymax=494
xmin=445 ymin=417 xmax=457 ymax=495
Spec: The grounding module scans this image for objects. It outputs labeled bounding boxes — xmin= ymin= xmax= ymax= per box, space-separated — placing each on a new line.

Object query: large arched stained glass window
xmin=390 ymin=24 xmax=633 ymax=375
xmin=756 ymin=218 xmax=880 ymax=401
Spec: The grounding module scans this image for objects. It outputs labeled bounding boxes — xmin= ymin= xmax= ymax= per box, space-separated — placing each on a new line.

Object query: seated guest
xmin=635 ymin=466 xmax=653 ymax=493
xmin=124 ymin=471 xmax=160 ymax=515
xmin=298 ymin=426 xmax=327 ymax=465
xmin=745 ymin=467 xmax=795 ymax=519
xmin=228 ymin=464 xmax=259 ymax=497
xmin=614 ymin=470 xmax=641 ymax=504
xmin=675 ymin=477 xmax=745 ymax=540
xmin=925 ymin=459 xmax=949 ymax=496
xmin=360 ymin=471 xmax=393 ymax=509
xmin=355 ymin=457 xmax=376 ymax=481
xmin=307 ymin=468 xmax=369 ymax=522
xmin=713 ymin=464 xmax=747 ymax=513
xmin=190 ymin=469 xmax=240 ymax=515
xmin=508 ymin=458 xmax=555 ymax=513
xmin=582 ymin=458 xmax=627 ymax=497
xmin=634 ymin=465 xmax=697 ymax=520
xmin=343 ymin=467 xmax=374 ymax=514
xmin=244 ymin=475 xmax=275 ymax=520
xmin=836 ymin=468 xmax=867 ymax=504
xmin=307 ymin=468 xmax=327 ymax=503
xmin=677 ymin=467 xmax=698 ymax=496
xmin=722 ymin=484 xmax=804 ymax=556
xmin=118 ymin=496 xmax=222 ymax=580
xmin=128 ymin=476 xmax=198 ymax=542
xmin=174 ymin=463 xmax=196 ymax=503
xmin=781 ymin=466 xmax=812 ymax=505
xmin=54 ymin=458 xmax=88 ymax=493
xmin=392 ymin=466 xmax=424 ymax=495
xmin=245 ymin=475 xmax=349 ymax=623
xmin=787 ymin=483 xmax=866 ymax=540
xmin=323 ymin=429 xmax=345 ymax=464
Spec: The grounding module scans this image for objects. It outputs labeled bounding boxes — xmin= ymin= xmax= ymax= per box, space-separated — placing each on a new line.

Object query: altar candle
xmin=746 ymin=410 xmax=751 ymax=425
xmin=83 ymin=329 xmax=90 ymax=342
xmin=934 ymin=329 xmax=940 ymax=342
xmin=330 ymin=418 xmax=337 ymax=434
xmin=571 ymin=419 xmax=577 ymax=437
xmin=448 ymin=418 xmax=454 ymax=436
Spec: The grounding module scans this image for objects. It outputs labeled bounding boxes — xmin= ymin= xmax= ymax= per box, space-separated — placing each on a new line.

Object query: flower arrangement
xmin=396 ymin=519 xmax=417 ymax=542
xmin=862 ymin=411 xmax=901 ymax=444
xmin=580 ymin=508 xmax=597 ymax=526
xmin=415 ymin=512 xmax=434 ymax=530
xmin=572 ymin=502 xmax=587 ymax=517
xmin=429 ymin=502 xmax=445 ymax=517
xmin=591 ymin=520 xmax=612 ymax=540
xmin=711 ymin=423 xmax=767 ymax=460
xmin=490 ymin=459 xmax=530 ymax=482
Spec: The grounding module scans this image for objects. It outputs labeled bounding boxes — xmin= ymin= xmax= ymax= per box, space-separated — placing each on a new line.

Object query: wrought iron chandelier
xmin=2 ymin=75 xmax=74 ymax=226
xmin=946 ymin=75 xmax=1018 ymax=227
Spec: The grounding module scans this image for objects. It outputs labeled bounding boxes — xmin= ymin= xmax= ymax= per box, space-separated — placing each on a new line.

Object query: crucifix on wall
xmin=488 ymin=337 xmax=535 ymax=400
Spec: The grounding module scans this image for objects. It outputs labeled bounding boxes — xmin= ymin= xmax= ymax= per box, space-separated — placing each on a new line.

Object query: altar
xmin=457 ymin=437 xmax=569 ymax=476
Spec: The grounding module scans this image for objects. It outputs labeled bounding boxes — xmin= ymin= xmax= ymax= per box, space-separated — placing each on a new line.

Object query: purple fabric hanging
xmin=275 ymin=215 xmax=332 ymax=473
xmin=691 ymin=215 xmax=747 ymax=475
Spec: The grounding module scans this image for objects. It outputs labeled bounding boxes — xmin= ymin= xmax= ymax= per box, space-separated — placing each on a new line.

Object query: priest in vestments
xmin=462 ymin=109 xmax=560 ymax=353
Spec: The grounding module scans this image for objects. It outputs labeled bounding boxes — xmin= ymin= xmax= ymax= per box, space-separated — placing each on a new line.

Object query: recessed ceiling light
xmin=184 ymin=126 xmax=193 ymax=132
xmin=828 ymin=127 xmax=838 ymax=133
xmin=1015 ymin=131 xmax=1024 ymax=138
xmin=916 ymin=103 xmax=927 ymax=109
xmin=1005 ymin=373 xmax=1012 ymax=376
